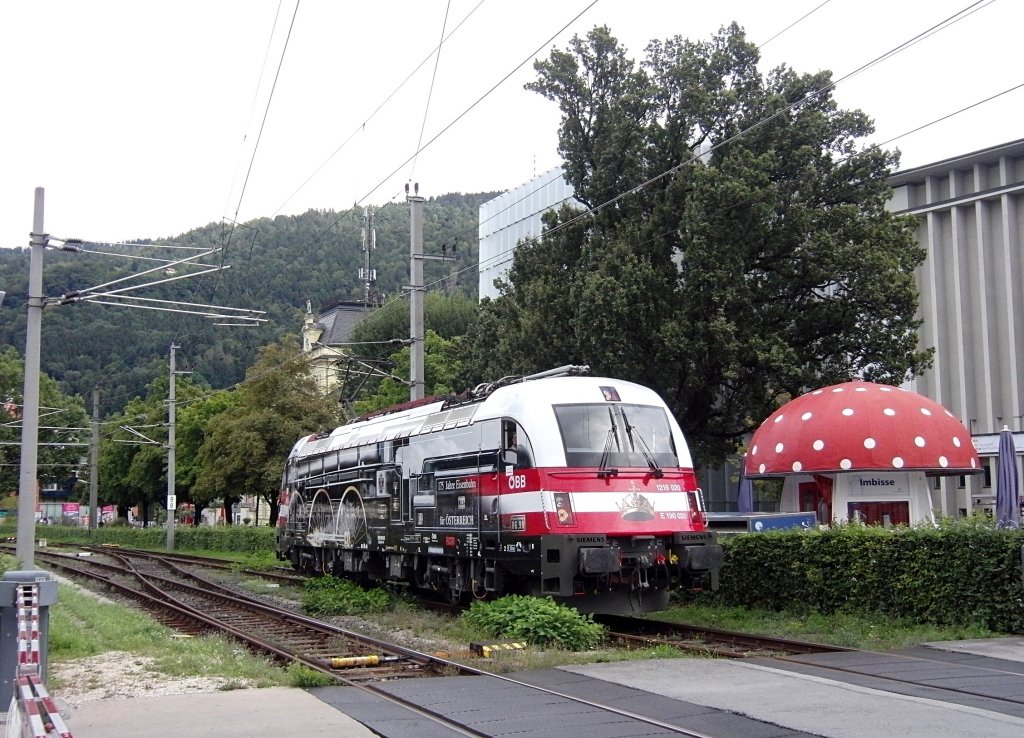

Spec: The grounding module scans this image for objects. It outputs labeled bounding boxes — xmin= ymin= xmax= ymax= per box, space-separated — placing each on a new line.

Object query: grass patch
xmin=48 ymin=584 xmax=288 ymax=688
xmin=658 ymin=598 xmax=993 ymax=651
xmin=283 ymin=662 xmax=336 ymax=688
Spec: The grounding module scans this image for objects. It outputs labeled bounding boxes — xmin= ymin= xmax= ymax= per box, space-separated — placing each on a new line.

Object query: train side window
xmin=502 ymin=420 xmax=534 ymax=468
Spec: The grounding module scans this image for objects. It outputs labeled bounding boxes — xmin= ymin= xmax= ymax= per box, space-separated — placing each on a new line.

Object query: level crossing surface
xmin=15 ymin=638 xmax=1024 ymax=737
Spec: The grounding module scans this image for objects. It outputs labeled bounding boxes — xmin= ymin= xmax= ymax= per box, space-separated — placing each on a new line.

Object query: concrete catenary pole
xmin=408 ymin=184 xmax=425 ymax=401
xmin=166 ymin=342 xmax=178 ymax=550
xmin=88 ymin=387 xmax=99 ymax=530
xmin=16 ymin=188 xmax=45 ymax=570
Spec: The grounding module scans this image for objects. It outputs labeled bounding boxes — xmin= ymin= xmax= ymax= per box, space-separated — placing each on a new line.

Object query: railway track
xmin=31 ymin=544 xmax=803 ymax=737
xmin=50 ymin=541 xmax=306 ymax=586
xmin=22 ymin=544 xmax=1022 ymax=737
xmin=594 ymin=612 xmax=852 ymax=658
xmin=31 ymin=547 xmax=451 ymax=680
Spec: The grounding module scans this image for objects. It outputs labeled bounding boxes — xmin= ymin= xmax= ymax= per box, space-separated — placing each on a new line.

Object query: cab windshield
xmin=553 ymin=403 xmax=678 ymax=469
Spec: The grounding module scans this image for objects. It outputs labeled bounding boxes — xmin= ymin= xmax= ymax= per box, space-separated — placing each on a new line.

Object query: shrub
xmin=15 ymin=521 xmax=276 ymax=554
xmin=462 ymin=595 xmax=605 ymax=651
xmin=713 ymin=520 xmax=1024 ymax=632
xmin=284 ymin=661 xmax=334 ymax=688
xmin=301 ymin=576 xmax=391 ymax=616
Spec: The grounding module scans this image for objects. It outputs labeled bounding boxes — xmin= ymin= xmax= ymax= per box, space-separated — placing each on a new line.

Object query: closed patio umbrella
xmin=736 ymin=473 xmax=754 ymax=513
xmin=996 ymin=426 xmax=1020 ymax=529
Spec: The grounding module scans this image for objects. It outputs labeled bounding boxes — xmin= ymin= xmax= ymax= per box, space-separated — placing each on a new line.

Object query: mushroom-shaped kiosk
xmin=744 ymin=381 xmax=980 ymax=526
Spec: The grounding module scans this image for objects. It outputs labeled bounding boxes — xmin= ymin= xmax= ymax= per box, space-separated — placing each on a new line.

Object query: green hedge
xmin=14 ymin=522 xmax=276 ymax=556
xmin=715 ymin=520 xmax=1024 ymax=632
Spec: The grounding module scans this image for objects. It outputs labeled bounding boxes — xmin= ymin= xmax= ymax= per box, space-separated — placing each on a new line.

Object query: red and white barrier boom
xmin=6 ymin=582 xmax=71 ymax=738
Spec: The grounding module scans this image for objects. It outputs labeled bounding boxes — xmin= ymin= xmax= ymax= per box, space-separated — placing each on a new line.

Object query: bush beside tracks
xmin=12 ymin=518 xmax=1024 ymax=632
xmin=713 ymin=518 xmax=1024 ymax=633
xmin=14 ymin=521 xmax=275 ymax=556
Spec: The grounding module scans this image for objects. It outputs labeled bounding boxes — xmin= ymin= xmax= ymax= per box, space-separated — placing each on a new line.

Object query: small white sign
xmin=167 ymin=494 xmax=177 ymax=511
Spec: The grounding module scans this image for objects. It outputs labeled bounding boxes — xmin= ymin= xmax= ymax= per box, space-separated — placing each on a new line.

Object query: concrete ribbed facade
xmin=889 ymin=138 xmax=1024 ymax=516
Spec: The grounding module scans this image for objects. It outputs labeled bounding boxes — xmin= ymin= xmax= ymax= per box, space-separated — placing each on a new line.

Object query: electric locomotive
xmin=276 ymin=366 xmax=722 ymax=614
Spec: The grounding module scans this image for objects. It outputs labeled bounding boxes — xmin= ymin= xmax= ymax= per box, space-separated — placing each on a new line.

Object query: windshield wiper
xmin=622 ymin=410 xmax=664 ymax=478
xmin=597 ymin=407 xmax=619 ymax=478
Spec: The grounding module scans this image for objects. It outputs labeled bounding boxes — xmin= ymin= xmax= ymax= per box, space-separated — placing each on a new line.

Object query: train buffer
xmin=470 ymin=640 xmax=528 ymax=657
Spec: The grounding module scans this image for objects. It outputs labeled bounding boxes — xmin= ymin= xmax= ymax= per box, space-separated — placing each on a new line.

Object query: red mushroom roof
xmin=744 ymin=381 xmax=979 ymax=476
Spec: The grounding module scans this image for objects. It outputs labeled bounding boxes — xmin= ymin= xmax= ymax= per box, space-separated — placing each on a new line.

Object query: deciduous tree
xmin=192 ymin=336 xmax=340 ymax=525
xmin=466 ymin=24 xmax=929 ymax=465
xmin=0 ymin=347 xmax=88 ymax=497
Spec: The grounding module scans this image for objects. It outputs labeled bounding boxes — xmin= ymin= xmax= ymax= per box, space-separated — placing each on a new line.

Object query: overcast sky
xmin=1 ymin=0 xmax=1020 ymax=251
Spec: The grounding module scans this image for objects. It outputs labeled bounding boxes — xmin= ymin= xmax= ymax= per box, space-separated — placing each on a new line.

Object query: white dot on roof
xmin=832 ymin=388 xmax=845 ymax=393
xmin=774 ymin=414 xmax=785 ymax=423
xmin=892 ymin=457 xmax=904 ymax=468
xmin=971 ymin=458 xmax=977 ymax=468
xmin=751 ymin=444 xmax=759 ymax=455
xmin=801 ymin=412 xmax=813 ymax=421
xmin=914 ymin=436 xmax=926 ymax=447
xmin=775 ymin=442 xmax=784 ymax=453
xmin=884 ymin=408 xmax=896 ymax=416
xmin=792 ymin=461 xmax=803 ymax=472
xmin=952 ymin=437 xmax=961 ymax=448
xmin=864 ymin=438 xmax=876 ymax=449
xmin=842 ymin=408 xmax=854 ymax=416
xmin=813 ymin=439 xmax=825 ymax=451
xmin=879 ymin=387 xmax=892 ymax=392
xmin=939 ymin=456 xmax=948 ymax=467
xmin=855 ymin=387 xmax=867 ymax=392
xmin=945 ymin=410 xmax=954 ymax=417
xmin=921 ymin=408 xmax=932 ymax=416
xmin=840 ymin=458 xmax=852 ymax=470
xmin=759 ymin=463 xmax=766 ymax=473
xmin=812 ymin=390 xmax=824 ymax=395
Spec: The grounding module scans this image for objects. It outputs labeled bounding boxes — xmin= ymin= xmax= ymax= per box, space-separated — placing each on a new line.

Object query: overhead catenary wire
xmin=229 ymin=0 xmax=301 ymax=231
xmin=757 ymin=0 xmax=833 ymax=48
xmin=29 ymin=1 xmax=1010 ymax=418
xmin=345 ymin=1 xmax=600 ymax=215
xmin=268 ymin=0 xmax=487 ymax=218
xmin=222 ymin=0 xmax=288 ymax=225
xmin=493 ymin=0 xmax=999 ymax=250
xmin=340 ymin=0 xmax=1009 ymax=340
xmin=409 ymin=0 xmax=452 ymax=181
xmin=333 ymin=0 xmax=916 ymax=300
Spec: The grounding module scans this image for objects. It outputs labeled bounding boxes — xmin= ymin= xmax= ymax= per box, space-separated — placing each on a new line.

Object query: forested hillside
xmin=0 ymin=192 xmax=495 ymax=414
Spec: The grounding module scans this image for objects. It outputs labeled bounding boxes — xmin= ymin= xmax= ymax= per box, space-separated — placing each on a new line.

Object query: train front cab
xmin=493 ymin=409 xmax=723 ymax=614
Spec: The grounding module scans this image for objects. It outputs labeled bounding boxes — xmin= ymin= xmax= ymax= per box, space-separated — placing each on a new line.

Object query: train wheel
xmin=336 ymin=486 xmax=368 ymax=547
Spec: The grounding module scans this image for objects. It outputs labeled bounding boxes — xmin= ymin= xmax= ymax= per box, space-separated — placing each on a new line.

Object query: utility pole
xmin=405 ymin=183 xmax=455 ymax=402
xmin=407 ymin=184 xmax=425 ymax=401
xmin=16 ymin=188 xmax=45 ymax=570
xmin=166 ymin=342 xmax=179 ymax=550
xmin=360 ymin=206 xmax=377 ymax=307
xmin=89 ymin=387 xmax=99 ymax=530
